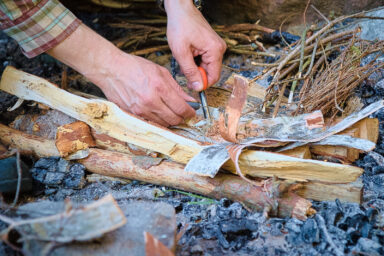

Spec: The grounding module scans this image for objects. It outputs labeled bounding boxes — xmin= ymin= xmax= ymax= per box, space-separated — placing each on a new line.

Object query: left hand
xmin=165 ymin=0 xmax=227 ymax=91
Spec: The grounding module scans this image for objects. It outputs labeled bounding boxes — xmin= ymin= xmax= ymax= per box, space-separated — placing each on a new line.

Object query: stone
xmin=203 ymin=0 xmax=382 ymax=28
xmin=358 ymin=9 xmax=384 ymax=41
xmin=0 ymin=156 xmax=32 ymax=193
xmin=21 ymin=201 xmax=176 ymax=256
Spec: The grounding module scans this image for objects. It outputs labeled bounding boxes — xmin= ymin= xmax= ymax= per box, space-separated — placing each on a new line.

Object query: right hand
xmin=47 ymin=24 xmax=195 ymax=127
xmin=97 ymin=52 xmax=196 ymax=127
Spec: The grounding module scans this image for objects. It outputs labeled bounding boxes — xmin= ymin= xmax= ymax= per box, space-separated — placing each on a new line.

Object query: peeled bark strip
xmin=0 ymin=67 xmax=363 ymax=183
xmin=56 ymin=121 xmax=96 ymax=157
xmin=0 ymin=194 xmax=126 ymax=243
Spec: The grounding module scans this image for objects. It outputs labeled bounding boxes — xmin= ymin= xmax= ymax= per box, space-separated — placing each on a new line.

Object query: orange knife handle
xmin=198 ymin=67 xmax=208 ymax=90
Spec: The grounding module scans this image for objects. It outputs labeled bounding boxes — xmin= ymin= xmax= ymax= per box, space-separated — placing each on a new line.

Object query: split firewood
xmin=0 ymin=194 xmax=126 ymax=244
xmin=0 ymin=124 xmax=313 ymax=219
xmin=310 ymin=118 xmax=379 ymax=162
xmin=280 ymin=146 xmax=312 ymax=159
xmin=296 ymin=180 xmax=362 ymax=203
xmin=0 ymin=67 xmax=365 ymax=184
xmin=56 ymin=121 xmax=96 ymax=157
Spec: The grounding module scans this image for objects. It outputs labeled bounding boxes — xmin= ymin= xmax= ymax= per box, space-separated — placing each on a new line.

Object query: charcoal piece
xmin=351 ymin=237 xmax=383 ymax=256
xmin=346 ymin=228 xmax=361 ymax=245
xmin=30 ymin=167 xmax=47 ymax=183
xmin=34 ymin=157 xmax=59 ymax=169
xmin=63 ymin=163 xmax=86 ymax=189
xmin=361 ymin=222 xmax=372 ymax=238
xmin=285 ymin=220 xmax=301 ymax=233
xmin=373 ymin=174 xmax=384 ymax=186
xmin=345 ymin=213 xmax=368 ymax=230
xmin=366 ymin=208 xmax=379 ymax=223
xmin=44 ymin=172 xmax=65 ymax=186
xmin=270 ymin=222 xmax=284 ymax=236
xmin=57 ymin=158 xmax=70 ymax=173
xmin=220 ymin=219 xmax=258 ymax=234
xmin=301 ymin=218 xmax=319 ymax=243
xmin=216 ymin=229 xmax=230 ymax=249
xmin=226 ymin=202 xmax=245 ymax=219
xmin=202 ymin=224 xmax=217 ymax=240
xmin=261 ymin=31 xmax=300 ymax=45
xmin=219 ymin=198 xmax=232 ymax=208
xmin=372 ymin=166 xmax=384 ymax=174
xmin=190 ymin=244 xmax=203 ymax=254
xmin=52 ymin=188 xmax=75 ymax=201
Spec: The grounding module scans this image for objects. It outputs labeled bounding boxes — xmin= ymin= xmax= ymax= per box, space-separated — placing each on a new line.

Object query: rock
xmin=22 ymin=201 xmax=176 ymax=256
xmin=351 ymin=237 xmax=383 ymax=256
xmin=358 ymin=9 xmax=384 ymax=41
xmin=0 ymin=156 xmax=32 ymax=193
xmin=203 ymin=0 xmax=382 ymax=28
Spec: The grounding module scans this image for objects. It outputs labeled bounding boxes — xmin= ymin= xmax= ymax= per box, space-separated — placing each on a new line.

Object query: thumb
xmin=176 ymin=50 xmax=203 ymax=91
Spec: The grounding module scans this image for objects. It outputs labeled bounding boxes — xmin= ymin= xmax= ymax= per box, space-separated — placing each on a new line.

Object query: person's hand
xmin=97 ymin=53 xmax=196 ymax=126
xmin=165 ymin=0 xmax=227 ymax=91
xmin=47 ymin=24 xmax=195 ymax=127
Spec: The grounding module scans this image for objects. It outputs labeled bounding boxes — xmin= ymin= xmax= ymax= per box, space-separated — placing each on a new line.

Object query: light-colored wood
xmin=222 ymin=150 xmax=362 ymax=182
xmin=310 ymin=118 xmax=379 ymax=162
xmin=280 ymin=146 xmax=312 ymax=159
xmin=0 ymin=66 xmax=363 ymax=183
xmin=355 ymin=118 xmax=379 ymax=144
xmin=297 ymin=180 xmax=362 ymax=203
xmin=0 ymin=123 xmax=59 ymax=157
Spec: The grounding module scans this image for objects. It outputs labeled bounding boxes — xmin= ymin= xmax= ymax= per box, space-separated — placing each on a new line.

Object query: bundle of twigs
xmin=259 ymin=7 xmax=384 ymax=118
xmin=297 ymin=39 xmax=384 ymax=118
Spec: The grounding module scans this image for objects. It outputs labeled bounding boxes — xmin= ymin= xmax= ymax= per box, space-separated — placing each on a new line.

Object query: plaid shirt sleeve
xmin=0 ymin=0 xmax=82 ymax=58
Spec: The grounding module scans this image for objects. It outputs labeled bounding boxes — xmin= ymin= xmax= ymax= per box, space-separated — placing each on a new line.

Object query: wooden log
xmin=0 ymin=66 xmax=363 ymax=183
xmin=0 ymin=124 xmax=311 ymax=219
xmin=0 ymin=124 xmax=59 ymax=157
xmin=355 ymin=118 xmax=379 ymax=144
xmin=297 ymin=180 xmax=362 ymax=203
xmin=0 ymin=124 xmax=361 ymax=204
xmin=280 ymin=146 xmax=312 ymax=159
xmin=310 ymin=118 xmax=379 ymax=162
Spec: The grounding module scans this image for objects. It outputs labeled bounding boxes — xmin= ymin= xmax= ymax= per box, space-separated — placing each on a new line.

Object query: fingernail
xmin=191 ymin=82 xmax=201 ymax=91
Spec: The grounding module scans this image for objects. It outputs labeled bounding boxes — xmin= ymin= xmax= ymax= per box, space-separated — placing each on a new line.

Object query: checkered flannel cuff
xmin=1 ymin=0 xmax=81 ymax=58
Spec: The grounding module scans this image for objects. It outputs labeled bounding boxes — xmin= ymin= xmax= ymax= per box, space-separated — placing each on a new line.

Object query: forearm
xmin=47 ymin=24 xmax=122 ymax=89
